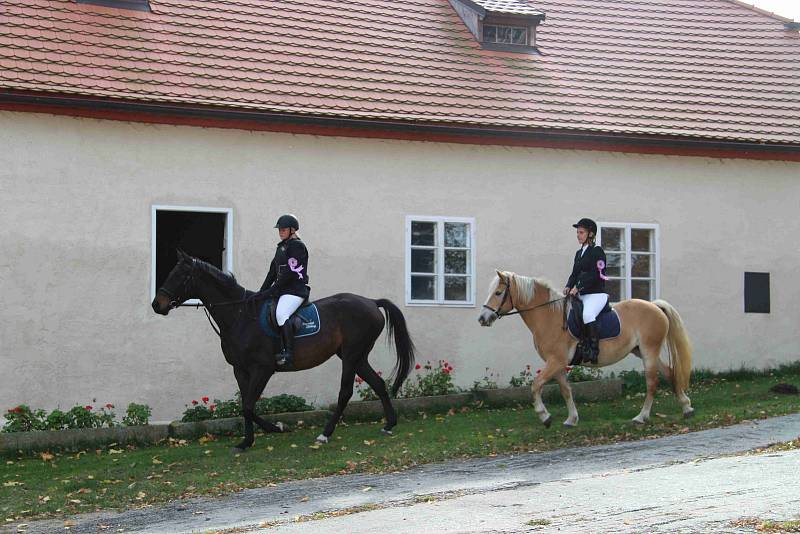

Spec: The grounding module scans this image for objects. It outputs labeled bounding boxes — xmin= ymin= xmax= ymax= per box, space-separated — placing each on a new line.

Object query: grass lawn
xmin=2 ymin=371 xmax=799 ymax=522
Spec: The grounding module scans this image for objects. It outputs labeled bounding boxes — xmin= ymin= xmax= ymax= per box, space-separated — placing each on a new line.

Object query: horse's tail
xmin=652 ymin=299 xmax=693 ymax=392
xmin=374 ymin=298 xmax=416 ymax=397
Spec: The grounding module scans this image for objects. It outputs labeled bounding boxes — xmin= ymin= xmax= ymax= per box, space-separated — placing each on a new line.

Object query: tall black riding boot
xmin=586 ymin=321 xmax=600 ymax=364
xmin=277 ymin=322 xmax=294 ymax=367
xmin=570 ymin=323 xmax=590 ymax=366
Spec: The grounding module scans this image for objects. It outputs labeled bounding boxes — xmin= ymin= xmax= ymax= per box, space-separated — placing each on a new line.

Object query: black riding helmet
xmin=274 ymin=214 xmax=299 ymax=230
xmin=572 ymin=218 xmax=597 ymax=235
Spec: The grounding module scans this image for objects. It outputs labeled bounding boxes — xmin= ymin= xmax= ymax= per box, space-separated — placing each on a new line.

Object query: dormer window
xmin=447 ymin=0 xmax=544 ymax=53
xmin=483 ymin=24 xmax=528 ymax=45
xmin=76 ymin=0 xmax=151 ymax=11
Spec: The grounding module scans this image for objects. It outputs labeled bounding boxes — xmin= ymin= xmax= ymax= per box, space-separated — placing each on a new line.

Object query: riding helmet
xmin=572 ymin=218 xmax=597 ymax=234
xmin=274 ymin=214 xmax=300 ymax=230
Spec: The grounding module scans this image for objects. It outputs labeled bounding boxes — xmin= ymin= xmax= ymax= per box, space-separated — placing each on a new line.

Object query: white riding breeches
xmin=276 ymin=294 xmax=304 ymax=326
xmin=578 ymin=293 xmax=609 ymax=324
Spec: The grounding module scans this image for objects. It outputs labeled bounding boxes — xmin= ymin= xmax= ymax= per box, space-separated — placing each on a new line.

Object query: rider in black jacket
xmin=260 ymin=214 xmax=310 ymax=366
xmin=563 ymin=218 xmax=608 ymax=364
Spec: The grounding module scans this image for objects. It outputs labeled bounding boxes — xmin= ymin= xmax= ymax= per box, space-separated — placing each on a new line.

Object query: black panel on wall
xmin=744 ymin=272 xmax=770 ymax=313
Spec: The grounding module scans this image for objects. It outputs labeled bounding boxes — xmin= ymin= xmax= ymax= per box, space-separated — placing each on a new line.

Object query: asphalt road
xmin=9 ymin=413 xmax=800 ymax=534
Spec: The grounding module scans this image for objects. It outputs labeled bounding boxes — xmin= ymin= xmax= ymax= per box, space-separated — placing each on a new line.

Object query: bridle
xmin=156 ymin=258 xmax=262 ymax=338
xmin=481 ymin=274 xmax=566 ymax=319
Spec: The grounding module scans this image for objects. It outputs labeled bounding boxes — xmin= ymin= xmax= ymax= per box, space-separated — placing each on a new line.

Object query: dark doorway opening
xmin=155 ymin=210 xmax=227 ymax=291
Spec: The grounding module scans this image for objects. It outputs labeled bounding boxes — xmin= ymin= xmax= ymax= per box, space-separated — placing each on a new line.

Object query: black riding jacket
xmin=260 ymin=237 xmax=310 ymax=299
xmin=565 ymin=244 xmax=607 ymax=295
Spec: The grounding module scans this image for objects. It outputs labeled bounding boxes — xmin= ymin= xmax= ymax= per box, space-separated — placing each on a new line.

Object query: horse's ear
xmin=495 ymin=269 xmax=504 ymax=278
xmin=176 ymin=248 xmax=188 ymax=261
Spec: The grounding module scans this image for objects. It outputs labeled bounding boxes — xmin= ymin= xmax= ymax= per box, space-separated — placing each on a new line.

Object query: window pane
xmin=445 ymin=249 xmax=467 ymax=274
xmin=631 ymin=229 xmax=653 ymax=252
xmin=605 ymin=253 xmax=625 ymax=278
xmin=411 ymin=221 xmax=435 ymax=246
xmin=632 ymin=279 xmax=654 ymax=301
xmin=411 ymin=276 xmax=436 ymax=300
xmin=511 ymin=27 xmax=527 ymax=44
xmin=605 ymin=279 xmax=624 ymax=302
xmin=483 ymin=25 xmax=497 ymax=42
xmin=497 ymin=26 xmax=513 ymax=43
xmin=411 ymin=248 xmax=435 ymax=273
xmin=445 ymin=276 xmax=467 ymax=301
xmin=631 ymin=254 xmax=654 ymax=277
xmin=601 ymin=227 xmax=624 ymax=251
xmin=444 ymin=222 xmax=469 ymax=248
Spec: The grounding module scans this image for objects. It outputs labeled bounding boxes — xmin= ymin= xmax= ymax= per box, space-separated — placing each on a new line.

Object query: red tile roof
xmin=1 ymin=0 xmax=799 ymax=145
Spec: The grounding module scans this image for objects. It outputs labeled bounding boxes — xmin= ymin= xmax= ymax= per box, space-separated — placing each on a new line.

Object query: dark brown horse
xmin=151 ymin=251 xmax=415 ymax=452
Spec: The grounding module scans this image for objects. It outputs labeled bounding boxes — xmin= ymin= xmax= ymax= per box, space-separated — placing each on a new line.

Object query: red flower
xmin=536 ymin=369 xmax=542 ymax=375
xmin=443 ymin=361 xmax=449 ymax=368
xmin=565 ymin=366 xmax=573 ymax=372
xmin=10 ymin=406 xmax=23 ymax=414
xmin=192 ymin=400 xmax=198 ymax=406
xmin=84 ymin=405 xmax=93 ymax=411
xmin=447 ymin=366 xmax=453 ymax=372
xmin=105 ymin=403 xmax=114 ymax=409
xmin=209 ymin=404 xmax=216 ymax=411
xmin=415 ymin=364 xmax=421 ymax=370
xmin=443 ymin=368 xmax=450 ymax=374
xmin=202 ymin=396 xmax=209 ymax=404
xmin=355 ymin=376 xmax=364 ymax=385
xmin=526 ymin=364 xmax=531 ymax=370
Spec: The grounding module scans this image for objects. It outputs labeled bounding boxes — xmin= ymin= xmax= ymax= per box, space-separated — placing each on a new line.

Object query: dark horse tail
xmin=374 ymin=299 xmax=416 ymax=397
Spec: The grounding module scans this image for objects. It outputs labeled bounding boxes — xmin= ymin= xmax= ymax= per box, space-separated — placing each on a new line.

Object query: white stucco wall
xmin=1 ymin=111 xmax=798 ymax=421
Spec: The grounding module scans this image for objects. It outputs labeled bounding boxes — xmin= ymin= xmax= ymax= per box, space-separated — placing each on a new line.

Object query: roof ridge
xmin=719 ymin=0 xmax=797 ymax=24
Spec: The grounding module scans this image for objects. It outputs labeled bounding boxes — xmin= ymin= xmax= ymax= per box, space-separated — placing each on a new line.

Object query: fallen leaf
xmin=655 ymin=413 xmax=667 ymax=418
xmin=40 ymin=452 xmax=55 ymax=462
xmin=204 ymin=450 xmax=212 ymax=455
xmin=68 ymin=499 xmax=81 ymax=504
xmin=135 ymin=492 xmax=146 ymax=500
xmin=308 ymin=444 xmax=320 ymax=450
xmin=40 ymin=496 xmax=51 ymax=503
xmin=3 ymin=481 xmax=23 ymax=487
xmin=63 ymin=520 xmax=75 ymax=527
xmin=151 ymin=458 xmax=162 ymax=465
xmin=107 ymin=449 xmax=123 ymax=455
xmin=300 ymin=496 xmax=309 ymax=502
xmin=290 ymin=444 xmax=298 ymax=448
xmin=362 ymin=486 xmax=372 ymax=492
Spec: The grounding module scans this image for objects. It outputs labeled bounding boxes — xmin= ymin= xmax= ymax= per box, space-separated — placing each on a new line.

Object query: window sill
xmin=406 ymin=301 xmax=476 ymax=308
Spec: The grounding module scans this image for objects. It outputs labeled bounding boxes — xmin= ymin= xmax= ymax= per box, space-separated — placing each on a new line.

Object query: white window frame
xmin=597 ymin=222 xmax=660 ymax=302
xmin=151 ymin=205 xmax=234 ymax=305
xmin=405 ymin=215 xmax=476 ymax=307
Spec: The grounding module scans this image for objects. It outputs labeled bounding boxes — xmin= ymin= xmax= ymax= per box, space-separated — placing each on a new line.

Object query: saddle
xmin=257 ymin=298 xmax=321 ymax=339
xmin=567 ymin=299 xmax=620 ymax=341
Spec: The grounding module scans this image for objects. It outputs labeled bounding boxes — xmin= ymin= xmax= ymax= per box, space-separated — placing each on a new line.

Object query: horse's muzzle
xmin=152 ymin=294 xmax=171 ymax=315
xmin=478 ymin=309 xmax=497 ymax=327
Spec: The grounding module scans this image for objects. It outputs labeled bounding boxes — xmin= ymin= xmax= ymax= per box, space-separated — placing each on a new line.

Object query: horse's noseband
xmin=157 ymin=259 xmax=196 ymax=309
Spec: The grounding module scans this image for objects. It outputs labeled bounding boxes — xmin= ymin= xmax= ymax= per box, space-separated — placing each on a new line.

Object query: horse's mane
xmin=194 ymin=258 xmax=246 ymax=293
xmin=507 ymin=272 xmax=564 ymax=312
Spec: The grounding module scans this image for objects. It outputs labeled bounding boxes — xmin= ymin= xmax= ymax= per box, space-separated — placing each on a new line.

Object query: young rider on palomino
xmin=259 ymin=214 xmax=310 ymax=367
xmin=563 ymin=218 xmax=609 ymax=365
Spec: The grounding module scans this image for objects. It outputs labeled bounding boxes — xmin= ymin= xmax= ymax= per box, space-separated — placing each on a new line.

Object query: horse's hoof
xmin=631 ymin=416 xmax=647 ymax=425
xmin=563 ymin=420 xmax=578 ymax=428
xmin=275 ymin=422 xmax=288 ymax=432
xmin=543 ymin=416 xmax=552 ymax=429
xmin=381 ymin=428 xmax=393 ymax=435
xmin=316 ymin=434 xmax=329 ymax=444
xmin=683 ymin=409 xmax=695 ymax=419
xmin=231 ymin=447 xmax=247 ymax=454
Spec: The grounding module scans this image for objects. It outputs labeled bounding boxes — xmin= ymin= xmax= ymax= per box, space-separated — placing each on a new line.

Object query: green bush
xmin=44 ymin=409 xmax=72 ymax=431
xmin=472 ymin=367 xmax=500 ymax=390
xmin=509 ymin=365 xmax=534 ymax=387
xmin=255 ymin=394 xmax=313 ymax=414
xmin=122 ymin=403 xmax=151 ymax=426
xmin=567 ymin=366 xmax=604 ymax=383
xmin=402 ymin=360 xmax=460 ymax=397
xmin=3 ymin=405 xmax=46 ymax=433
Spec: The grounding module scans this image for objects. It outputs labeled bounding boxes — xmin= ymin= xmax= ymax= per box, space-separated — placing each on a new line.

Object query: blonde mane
xmin=508 ymin=272 xmax=564 ymax=312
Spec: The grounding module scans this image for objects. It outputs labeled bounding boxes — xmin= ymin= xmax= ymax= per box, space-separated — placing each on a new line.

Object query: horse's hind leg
xmin=355 ymin=358 xmax=397 ymax=434
xmin=317 ymin=356 xmax=358 ymax=443
xmin=555 ymin=370 xmax=579 ymax=427
xmin=655 ymin=357 xmax=694 ymax=418
xmin=633 ymin=345 xmax=660 ymax=424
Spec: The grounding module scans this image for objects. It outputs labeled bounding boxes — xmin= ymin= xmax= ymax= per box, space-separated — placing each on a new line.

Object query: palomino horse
xmin=478 ymin=271 xmax=693 ymax=427
xmin=152 ymin=251 xmax=416 ymax=451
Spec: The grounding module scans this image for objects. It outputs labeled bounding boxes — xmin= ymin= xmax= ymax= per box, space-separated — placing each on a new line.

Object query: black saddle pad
xmin=567 ymin=307 xmax=621 ymax=340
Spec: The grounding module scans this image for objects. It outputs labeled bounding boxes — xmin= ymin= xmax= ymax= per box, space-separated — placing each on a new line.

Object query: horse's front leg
xmin=530 ymin=357 xmax=564 ymax=428
xmin=232 ymin=366 xmax=256 ymax=452
xmin=555 ymin=370 xmax=579 ymax=427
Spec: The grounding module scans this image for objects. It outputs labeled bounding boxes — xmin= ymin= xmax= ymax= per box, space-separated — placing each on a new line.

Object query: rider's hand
xmin=562 ymin=287 xmax=570 ymax=296
xmin=569 ymin=287 xmax=579 ymax=296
